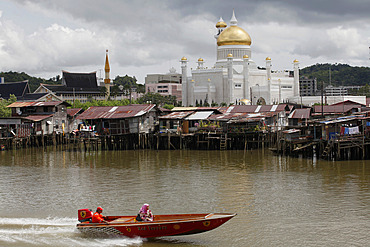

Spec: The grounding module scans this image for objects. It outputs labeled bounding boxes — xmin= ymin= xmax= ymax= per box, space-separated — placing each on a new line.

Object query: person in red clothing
xmin=91 ymin=207 xmax=108 ymax=223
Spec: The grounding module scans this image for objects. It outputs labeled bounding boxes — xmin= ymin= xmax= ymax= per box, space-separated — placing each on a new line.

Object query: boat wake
xmin=0 ymin=217 xmax=143 ymax=247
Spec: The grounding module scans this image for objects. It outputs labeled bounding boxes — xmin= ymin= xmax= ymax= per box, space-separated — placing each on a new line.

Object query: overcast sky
xmin=0 ymin=0 xmax=369 ymax=84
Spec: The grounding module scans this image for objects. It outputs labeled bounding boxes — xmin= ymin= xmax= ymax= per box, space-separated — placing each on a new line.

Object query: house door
xmin=183 ymin=121 xmax=189 ymax=134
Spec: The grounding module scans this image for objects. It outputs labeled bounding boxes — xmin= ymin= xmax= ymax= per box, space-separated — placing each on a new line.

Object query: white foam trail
xmin=0 ymin=216 xmax=76 ymax=226
xmin=0 ymin=217 xmax=143 ymax=246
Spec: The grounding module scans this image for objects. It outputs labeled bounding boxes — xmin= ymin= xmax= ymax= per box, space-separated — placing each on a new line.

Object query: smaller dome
xmin=181 ymin=56 xmax=187 ymax=61
xmin=216 ymin=21 xmax=227 ymax=28
xmin=266 ymin=57 xmax=271 ymax=61
xmin=227 ymin=53 xmax=233 ymax=57
xmin=243 ymin=55 xmax=249 ymax=59
xmin=240 ymin=99 xmax=251 ymax=105
xmin=216 ymin=17 xmax=227 ymax=28
xmin=198 ymin=58 xmax=204 ymax=62
xmin=293 ymin=59 xmax=299 ymax=63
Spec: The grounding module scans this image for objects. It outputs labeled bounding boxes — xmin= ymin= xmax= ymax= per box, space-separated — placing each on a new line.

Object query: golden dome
xmin=293 ymin=59 xmax=299 ymax=63
xmin=243 ymin=55 xmax=249 ymax=59
xmin=181 ymin=56 xmax=187 ymax=61
xmin=240 ymin=99 xmax=251 ymax=105
xmin=216 ymin=21 xmax=227 ymax=28
xmin=266 ymin=57 xmax=271 ymax=61
xmin=227 ymin=53 xmax=233 ymax=57
xmin=198 ymin=58 xmax=204 ymax=62
xmin=217 ymin=26 xmax=252 ymax=46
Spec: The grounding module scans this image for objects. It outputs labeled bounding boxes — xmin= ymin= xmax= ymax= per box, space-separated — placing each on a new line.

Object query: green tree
xmin=0 ymin=71 xmax=61 ymax=92
xmin=113 ymin=75 xmax=137 ymax=87
xmin=162 ymin=104 xmax=174 ymax=110
xmin=0 ymin=94 xmax=17 ymax=117
xmin=300 ymin=63 xmax=370 ymax=87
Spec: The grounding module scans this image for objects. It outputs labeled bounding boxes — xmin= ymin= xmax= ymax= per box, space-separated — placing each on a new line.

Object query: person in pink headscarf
xmin=137 ymin=203 xmax=153 ymax=221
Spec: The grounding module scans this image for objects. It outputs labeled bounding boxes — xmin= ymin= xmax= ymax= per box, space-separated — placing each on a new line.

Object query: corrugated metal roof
xmin=76 ymin=104 xmax=156 ymax=120
xmin=208 ymin=112 xmax=248 ymax=121
xmin=227 ymin=112 xmax=277 ymax=123
xmin=319 ymin=115 xmax=359 ymax=125
xmin=283 ymin=129 xmax=301 ymax=134
xmin=7 ymin=102 xmax=34 ymax=108
xmin=7 ymin=101 xmax=67 ymax=108
xmin=159 ymin=111 xmax=194 ymax=120
xmin=33 ymin=101 xmax=66 ymax=106
xmin=288 ymin=108 xmax=311 ymax=119
xmin=260 ymin=105 xmax=287 ymax=112
xmin=219 ymin=105 xmax=287 ymax=114
xmin=67 ymin=108 xmax=83 ymax=117
xmin=23 ymin=114 xmax=53 ymax=122
xmin=171 ymin=107 xmax=219 ymax=111
xmin=228 ymin=105 xmax=257 ymax=113
xmin=331 ymin=100 xmax=365 ymax=106
xmin=185 ymin=111 xmax=214 ymax=120
xmin=228 ymin=116 xmax=263 ymax=123
xmin=313 ymin=105 xmax=359 ymax=113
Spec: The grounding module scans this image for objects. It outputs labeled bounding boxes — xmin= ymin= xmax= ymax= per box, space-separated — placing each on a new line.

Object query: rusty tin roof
xmin=159 ymin=111 xmax=195 ymax=120
xmin=67 ymin=108 xmax=83 ymax=117
xmin=76 ymin=104 xmax=156 ymax=120
xmin=7 ymin=101 xmax=69 ymax=108
xmin=288 ymin=108 xmax=311 ymax=119
xmin=23 ymin=114 xmax=53 ymax=122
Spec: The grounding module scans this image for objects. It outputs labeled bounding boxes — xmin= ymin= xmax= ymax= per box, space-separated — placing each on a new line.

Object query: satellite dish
xmin=17 ymin=110 xmax=22 ymax=115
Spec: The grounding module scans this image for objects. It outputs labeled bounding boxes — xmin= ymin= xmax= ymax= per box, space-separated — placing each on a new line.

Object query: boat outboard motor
xmin=78 ymin=208 xmax=93 ymax=223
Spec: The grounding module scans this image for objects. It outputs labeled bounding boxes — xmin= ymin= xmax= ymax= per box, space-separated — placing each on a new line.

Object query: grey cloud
xmin=3 ymin=0 xmax=369 ymax=82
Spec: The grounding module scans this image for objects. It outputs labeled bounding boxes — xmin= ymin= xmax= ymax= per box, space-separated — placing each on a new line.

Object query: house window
xmin=235 ymin=84 xmax=242 ymax=88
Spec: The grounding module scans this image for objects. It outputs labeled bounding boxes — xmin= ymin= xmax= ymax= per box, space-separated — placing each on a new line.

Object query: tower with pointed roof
xmin=104 ymin=49 xmax=111 ymax=100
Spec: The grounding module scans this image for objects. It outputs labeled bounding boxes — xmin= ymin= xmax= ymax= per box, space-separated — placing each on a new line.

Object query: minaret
xmin=197 ymin=58 xmax=204 ymax=69
xmin=104 ymin=49 xmax=111 ymax=100
xmin=190 ymin=79 xmax=195 ymax=106
xmin=293 ymin=59 xmax=300 ymax=97
xmin=266 ymin=57 xmax=272 ymax=80
xmin=230 ymin=9 xmax=237 ymax=26
xmin=207 ymin=78 xmax=212 ymax=105
xmin=214 ymin=17 xmax=227 ymax=40
xmin=243 ymin=55 xmax=250 ymax=100
xmin=227 ymin=53 xmax=234 ymax=104
xmin=266 ymin=57 xmax=272 ymax=104
xmin=180 ymin=56 xmax=188 ymax=106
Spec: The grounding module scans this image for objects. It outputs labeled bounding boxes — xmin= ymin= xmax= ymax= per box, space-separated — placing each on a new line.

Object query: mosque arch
xmin=257 ymin=97 xmax=266 ymax=105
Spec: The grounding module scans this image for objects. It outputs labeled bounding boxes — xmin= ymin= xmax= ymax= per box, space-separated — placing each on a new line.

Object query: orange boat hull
xmin=77 ymin=213 xmax=236 ymax=238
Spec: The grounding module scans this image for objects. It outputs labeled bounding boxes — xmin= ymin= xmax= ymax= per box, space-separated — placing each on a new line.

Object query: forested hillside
xmin=1 ymin=63 xmax=369 ymax=93
xmin=0 ymin=71 xmax=60 ymax=92
xmin=0 ymin=71 xmax=144 ymax=93
xmin=300 ymin=63 xmax=370 ymax=86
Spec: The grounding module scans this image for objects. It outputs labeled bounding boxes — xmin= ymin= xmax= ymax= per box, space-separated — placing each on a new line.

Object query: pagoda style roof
xmin=62 ymin=71 xmax=98 ymax=88
xmin=0 ymin=80 xmax=30 ymax=100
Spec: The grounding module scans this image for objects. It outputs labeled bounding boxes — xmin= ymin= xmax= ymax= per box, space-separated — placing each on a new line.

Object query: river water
xmin=0 ymin=148 xmax=369 ymax=247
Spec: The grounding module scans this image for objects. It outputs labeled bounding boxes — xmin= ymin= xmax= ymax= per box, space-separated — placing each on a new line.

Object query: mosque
xmin=180 ymin=11 xmax=300 ymax=106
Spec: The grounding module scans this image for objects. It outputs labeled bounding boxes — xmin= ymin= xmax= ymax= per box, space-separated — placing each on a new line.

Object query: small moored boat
xmin=76 ymin=210 xmax=236 ymax=238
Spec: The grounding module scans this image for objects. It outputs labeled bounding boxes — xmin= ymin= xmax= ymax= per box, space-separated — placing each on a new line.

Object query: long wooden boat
xmin=76 ymin=213 xmax=236 ymax=238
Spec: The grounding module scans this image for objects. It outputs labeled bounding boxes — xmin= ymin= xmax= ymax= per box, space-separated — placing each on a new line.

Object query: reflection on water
xmin=0 ymin=148 xmax=369 ymax=246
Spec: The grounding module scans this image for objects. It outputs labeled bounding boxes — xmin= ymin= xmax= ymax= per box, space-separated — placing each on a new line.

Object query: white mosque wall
xmin=217 ymin=45 xmax=251 ymax=61
xmin=180 ymin=12 xmax=300 ymax=107
xmin=289 ymin=95 xmax=366 ymax=106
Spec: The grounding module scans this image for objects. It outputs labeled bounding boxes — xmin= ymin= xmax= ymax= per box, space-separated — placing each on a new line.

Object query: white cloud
xmin=0 ymin=0 xmax=369 ymax=84
xmin=292 ymin=25 xmax=369 ymax=66
xmin=0 ymin=15 xmax=112 ymax=74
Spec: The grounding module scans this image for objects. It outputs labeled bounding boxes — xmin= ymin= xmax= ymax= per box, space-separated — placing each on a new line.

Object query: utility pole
xmin=321 ymin=81 xmax=324 ymax=117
